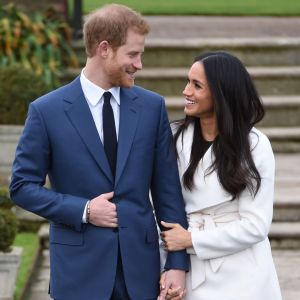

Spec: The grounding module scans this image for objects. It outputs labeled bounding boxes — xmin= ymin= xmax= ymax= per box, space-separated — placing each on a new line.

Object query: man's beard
xmin=107 ymin=65 xmax=134 ymax=88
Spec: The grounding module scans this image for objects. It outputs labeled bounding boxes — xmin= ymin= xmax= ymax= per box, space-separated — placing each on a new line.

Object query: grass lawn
xmin=13 ymin=232 xmax=39 ymax=300
xmin=69 ymin=0 xmax=300 ymax=16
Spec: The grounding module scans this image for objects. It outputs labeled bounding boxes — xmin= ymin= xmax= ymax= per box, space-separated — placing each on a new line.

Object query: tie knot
xmin=103 ymin=91 xmax=112 ymax=104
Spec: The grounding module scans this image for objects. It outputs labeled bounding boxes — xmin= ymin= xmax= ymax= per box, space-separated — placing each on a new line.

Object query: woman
xmin=160 ymin=51 xmax=282 ymax=300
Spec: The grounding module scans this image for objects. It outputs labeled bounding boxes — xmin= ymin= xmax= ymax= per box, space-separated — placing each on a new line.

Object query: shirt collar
xmin=80 ymin=69 xmax=120 ymax=107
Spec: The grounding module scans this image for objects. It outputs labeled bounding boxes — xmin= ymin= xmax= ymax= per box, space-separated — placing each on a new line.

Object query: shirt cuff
xmin=82 ymin=201 xmax=89 ymax=223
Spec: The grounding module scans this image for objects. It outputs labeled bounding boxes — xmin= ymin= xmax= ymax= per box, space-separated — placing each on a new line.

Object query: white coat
xmin=176 ymin=124 xmax=282 ymax=300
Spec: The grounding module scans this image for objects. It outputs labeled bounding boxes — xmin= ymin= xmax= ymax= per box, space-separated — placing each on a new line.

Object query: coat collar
xmin=115 ymin=87 xmax=141 ymax=186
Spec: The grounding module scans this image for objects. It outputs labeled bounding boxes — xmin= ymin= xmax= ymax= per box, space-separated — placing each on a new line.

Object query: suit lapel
xmin=63 ymin=77 xmax=113 ymax=182
xmin=115 ymin=88 xmax=140 ymax=186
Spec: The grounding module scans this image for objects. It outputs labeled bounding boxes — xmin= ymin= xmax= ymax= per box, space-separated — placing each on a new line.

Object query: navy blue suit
xmin=10 ymin=77 xmax=189 ymax=300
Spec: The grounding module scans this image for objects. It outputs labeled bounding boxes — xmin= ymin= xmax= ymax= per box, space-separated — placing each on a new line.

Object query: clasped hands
xmin=159 ymin=221 xmax=193 ymax=300
xmin=159 ymin=269 xmax=186 ymax=300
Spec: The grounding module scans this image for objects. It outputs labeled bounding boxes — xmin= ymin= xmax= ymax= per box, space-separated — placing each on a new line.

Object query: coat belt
xmin=186 ymin=210 xmax=240 ymax=290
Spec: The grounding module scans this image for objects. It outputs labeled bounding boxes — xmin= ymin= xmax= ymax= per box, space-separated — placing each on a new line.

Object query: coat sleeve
xmin=9 ymin=103 xmax=87 ymax=232
xmin=150 ymin=98 xmax=189 ymax=271
xmin=191 ymin=131 xmax=275 ymax=259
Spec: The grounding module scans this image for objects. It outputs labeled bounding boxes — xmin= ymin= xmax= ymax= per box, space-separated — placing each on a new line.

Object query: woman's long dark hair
xmin=174 ymin=51 xmax=265 ymax=199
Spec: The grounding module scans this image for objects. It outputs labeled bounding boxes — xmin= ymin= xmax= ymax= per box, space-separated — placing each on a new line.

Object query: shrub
xmin=0 ymin=186 xmax=14 ymax=208
xmin=0 ymin=3 xmax=78 ymax=88
xmin=0 ymin=64 xmax=50 ymax=124
xmin=0 ymin=187 xmax=18 ymax=252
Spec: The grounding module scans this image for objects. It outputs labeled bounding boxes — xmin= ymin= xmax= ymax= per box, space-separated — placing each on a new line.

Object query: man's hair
xmin=83 ymin=4 xmax=150 ymax=57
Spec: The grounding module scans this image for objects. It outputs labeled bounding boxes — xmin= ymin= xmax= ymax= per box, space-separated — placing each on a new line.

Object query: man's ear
xmin=96 ymin=41 xmax=110 ymax=58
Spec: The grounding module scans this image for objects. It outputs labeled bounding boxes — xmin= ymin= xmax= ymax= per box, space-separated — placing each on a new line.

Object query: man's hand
xmin=159 ymin=269 xmax=186 ymax=300
xmin=160 ymin=221 xmax=192 ymax=251
xmin=89 ymin=192 xmax=118 ymax=227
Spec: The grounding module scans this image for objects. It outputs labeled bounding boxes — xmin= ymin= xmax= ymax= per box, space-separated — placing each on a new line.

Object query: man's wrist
xmin=86 ymin=200 xmax=91 ymax=223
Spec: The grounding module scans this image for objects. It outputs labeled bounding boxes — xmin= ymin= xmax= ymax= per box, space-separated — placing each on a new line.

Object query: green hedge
xmin=0 ymin=187 xmax=18 ymax=252
xmin=0 ymin=64 xmax=49 ymax=125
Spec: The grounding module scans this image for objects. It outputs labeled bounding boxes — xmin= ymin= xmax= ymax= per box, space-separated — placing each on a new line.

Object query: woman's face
xmin=183 ymin=61 xmax=215 ymax=119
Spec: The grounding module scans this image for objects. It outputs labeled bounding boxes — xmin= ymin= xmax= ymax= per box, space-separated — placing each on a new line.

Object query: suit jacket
xmin=175 ymin=124 xmax=282 ymax=300
xmin=10 ymin=77 xmax=189 ymax=300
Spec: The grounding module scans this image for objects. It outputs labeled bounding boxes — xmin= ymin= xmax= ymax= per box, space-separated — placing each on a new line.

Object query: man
xmin=10 ymin=4 xmax=188 ymax=300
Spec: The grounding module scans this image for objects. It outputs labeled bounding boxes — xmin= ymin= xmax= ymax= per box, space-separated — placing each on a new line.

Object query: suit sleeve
xmin=191 ymin=132 xmax=275 ymax=259
xmin=9 ymin=103 xmax=87 ymax=232
xmin=150 ymin=98 xmax=189 ymax=271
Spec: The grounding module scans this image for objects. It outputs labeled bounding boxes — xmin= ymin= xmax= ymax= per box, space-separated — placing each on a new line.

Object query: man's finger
xmin=159 ymin=288 xmax=167 ymax=300
xmin=100 ymin=191 xmax=114 ymax=200
xmin=160 ymin=271 xmax=166 ymax=289
xmin=159 ymin=276 xmax=171 ymax=300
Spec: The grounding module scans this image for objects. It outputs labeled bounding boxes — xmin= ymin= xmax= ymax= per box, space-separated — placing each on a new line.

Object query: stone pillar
xmin=0 ymin=125 xmax=23 ymax=185
xmin=0 ymin=247 xmax=22 ymax=300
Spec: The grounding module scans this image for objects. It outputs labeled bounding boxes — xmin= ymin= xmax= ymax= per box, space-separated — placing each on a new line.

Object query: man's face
xmin=104 ymin=30 xmax=145 ymax=88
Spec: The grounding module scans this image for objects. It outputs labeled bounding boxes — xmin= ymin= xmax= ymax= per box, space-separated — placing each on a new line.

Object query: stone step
xmin=0 ymin=125 xmax=21 ymax=177
xmin=274 ymin=192 xmax=300 ymax=222
xmin=137 ymin=66 xmax=300 ymax=96
xmin=165 ymin=95 xmax=300 ymax=127
xmin=63 ymin=66 xmax=300 ymax=96
xmin=260 ymin=127 xmax=300 ymax=153
xmin=38 ymin=221 xmax=300 ymax=250
xmin=0 ymin=126 xmax=300 ymax=179
xmin=270 ymin=222 xmax=300 ymax=249
xmin=72 ymin=37 xmax=300 ymax=67
xmin=27 ymin=249 xmax=300 ymax=300
xmin=274 ymin=176 xmax=300 ymax=222
xmin=274 ymin=199 xmax=300 ymax=222
xmin=275 ymin=154 xmax=300 ymax=178
xmin=12 ymin=179 xmax=300 ymax=226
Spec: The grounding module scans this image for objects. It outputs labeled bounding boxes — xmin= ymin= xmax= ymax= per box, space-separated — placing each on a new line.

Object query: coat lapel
xmin=63 ymin=77 xmax=113 ymax=182
xmin=115 ymin=88 xmax=140 ymax=186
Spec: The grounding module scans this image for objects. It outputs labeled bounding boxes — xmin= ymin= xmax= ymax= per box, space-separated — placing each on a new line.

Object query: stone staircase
xmin=1 ymin=17 xmax=299 ymax=250
xmin=11 ymin=17 xmax=300 ymax=300
xmin=271 ymin=154 xmax=300 ymax=248
xmin=67 ymin=31 xmax=300 ymax=249
xmin=67 ymin=37 xmax=300 ymax=154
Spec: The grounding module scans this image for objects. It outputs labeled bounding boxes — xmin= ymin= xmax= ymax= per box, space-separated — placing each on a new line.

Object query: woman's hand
xmin=160 ymin=221 xmax=192 ymax=251
xmin=160 ymin=270 xmax=186 ymax=300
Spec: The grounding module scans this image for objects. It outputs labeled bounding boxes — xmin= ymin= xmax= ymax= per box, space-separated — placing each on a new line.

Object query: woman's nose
xmin=183 ymin=84 xmax=191 ymax=97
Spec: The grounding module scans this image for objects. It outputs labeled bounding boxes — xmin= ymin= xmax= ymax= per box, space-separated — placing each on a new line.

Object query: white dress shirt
xmin=80 ymin=70 xmax=120 ymax=222
xmin=80 ymin=69 xmax=120 ymax=142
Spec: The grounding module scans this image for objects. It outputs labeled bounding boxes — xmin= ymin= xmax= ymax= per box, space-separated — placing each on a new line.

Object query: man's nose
xmin=133 ymin=57 xmax=143 ymax=70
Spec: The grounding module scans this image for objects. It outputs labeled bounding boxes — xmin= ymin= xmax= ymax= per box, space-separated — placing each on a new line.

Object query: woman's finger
xmin=161 ymin=221 xmax=177 ymax=229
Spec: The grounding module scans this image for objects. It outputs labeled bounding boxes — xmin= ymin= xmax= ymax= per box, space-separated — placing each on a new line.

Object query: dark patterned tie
xmin=102 ymin=91 xmax=117 ymax=177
